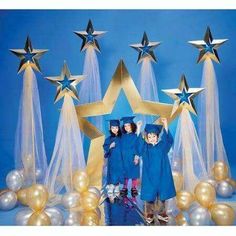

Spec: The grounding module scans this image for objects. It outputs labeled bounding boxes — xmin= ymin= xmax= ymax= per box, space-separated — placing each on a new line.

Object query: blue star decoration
xmin=74 ymin=19 xmax=106 ymax=52
xmin=45 ymin=61 xmax=84 ymax=103
xmin=188 ymin=26 xmax=228 ymax=63
xmin=10 ymin=36 xmax=48 ymax=74
xmin=162 ymin=74 xmax=204 ymax=116
xmin=130 ymin=32 xmax=161 ymax=63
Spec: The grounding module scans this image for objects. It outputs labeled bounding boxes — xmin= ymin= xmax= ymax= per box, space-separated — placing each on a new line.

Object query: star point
xmin=162 ymin=74 xmax=204 ymax=116
xmin=74 ymin=19 xmax=106 ymax=52
xmin=188 ymin=26 xmax=228 ymax=63
xmin=45 ymin=61 xmax=84 ymax=103
xmin=130 ymin=32 xmax=161 ymax=63
xmin=10 ymin=36 xmax=48 ymax=73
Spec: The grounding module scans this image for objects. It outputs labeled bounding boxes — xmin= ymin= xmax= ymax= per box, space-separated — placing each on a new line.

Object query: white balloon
xmin=205 ymin=178 xmax=218 ymax=188
xmin=189 ymin=206 xmax=211 ymax=226
xmin=64 ymin=212 xmax=81 ymax=226
xmin=0 ymin=191 xmax=18 ymax=210
xmin=15 ymin=208 xmax=33 ymax=225
xmin=45 ymin=207 xmax=64 ymax=226
xmin=216 ymin=181 xmax=233 ymax=198
xmin=6 ymin=170 xmax=24 ymax=191
xmin=61 ymin=192 xmax=80 ymax=209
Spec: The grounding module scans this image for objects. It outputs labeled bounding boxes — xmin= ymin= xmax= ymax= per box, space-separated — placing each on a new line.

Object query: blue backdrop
xmin=0 ymin=10 xmax=236 ymax=188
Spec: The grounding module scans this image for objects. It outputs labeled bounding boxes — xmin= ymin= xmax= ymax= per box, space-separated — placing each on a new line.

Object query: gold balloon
xmin=176 ymin=191 xmax=195 ymax=211
xmin=27 ymin=211 xmax=51 ymax=226
xmin=175 ymin=212 xmax=188 ymax=226
xmin=80 ymin=210 xmax=99 ymax=226
xmin=27 ymin=184 xmax=49 ymax=211
xmin=17 ymin=188 xmax=29 ymax=206
xmin=73 ymin=170 xmax=89 ymax=193
xmin=80 ymin=191 xmax=99 ymax=211
xmin=172 ymin=171 xmax=184 ymax=192
xmin=212 ymin=161 xmax=229 ymax=181
xmin=210 ymin=203 xmax=235 ymax=226
xmin=194 ymin=182 xmax=216 ymax=208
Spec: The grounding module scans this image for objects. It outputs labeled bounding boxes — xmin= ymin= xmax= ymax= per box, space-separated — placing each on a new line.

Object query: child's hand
xmin=137 ymin=120 xmax=143 ymax=127
xmin=110 ymin=142 xmax=115 ymax=149
xmin=160 ymin=117 xmax=168 ymax=131
xmin=134 ymin=155 xmax=139 ymax=165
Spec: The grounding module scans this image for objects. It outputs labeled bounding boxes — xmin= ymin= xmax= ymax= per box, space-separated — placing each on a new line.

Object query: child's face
xmin=124 ymin=123 xmax=132 ymax=133
xmin=110 ymin=126 xmax=119 ymax=135
xmin=147 ymin=133 xmax=158 ymax=145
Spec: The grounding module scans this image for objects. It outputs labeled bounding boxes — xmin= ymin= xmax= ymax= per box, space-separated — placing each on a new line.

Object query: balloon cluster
xmin=173 ymin=176 xmax=235 ymax=226
xmin=212 ymin=161 xmax=236 ymax=198
xmin=62 ymin=170 xmax=102 ymax=226
xmin=0 ymin=167 xmax=44 ymax=211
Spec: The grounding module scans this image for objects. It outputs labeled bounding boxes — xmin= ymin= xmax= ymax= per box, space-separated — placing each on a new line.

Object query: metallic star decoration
xmin=74 ymin=19 xmax=106 ymax=52
xmin=76 ymin=60 xmax=179 ymax=189
xmin=10 ymin=36 xmax=48 ymax=73
xmin=162 ymin=74 xmax=204 ymax=116
xmin=45 ymin=61 xmax=84 ymax=103
xmin=188 ymin=26 xmax=228 ymax=63
xmin=130 ymin=32 xmax=161 ymax=63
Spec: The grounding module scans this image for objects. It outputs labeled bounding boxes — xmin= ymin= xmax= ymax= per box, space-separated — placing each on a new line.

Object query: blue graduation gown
xmin=120 ymin=133 xmax=140 ymax=179
xmin=103 ymin=136 xmax=124 ymax=185
xmin=136 ymin=130 xmax=176 ymax=201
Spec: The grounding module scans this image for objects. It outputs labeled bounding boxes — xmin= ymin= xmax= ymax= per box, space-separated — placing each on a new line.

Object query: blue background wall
xmin=0 ymin=10 xmax=236 ymax=188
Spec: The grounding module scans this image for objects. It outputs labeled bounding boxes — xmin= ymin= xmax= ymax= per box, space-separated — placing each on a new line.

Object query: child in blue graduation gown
xmin=103 ymin=120 xmax=124 ymax=198
xmin=135 ymin=118 xmax=176 ymax=223
xmin=120 ymin=116 xmax=140 ymax=197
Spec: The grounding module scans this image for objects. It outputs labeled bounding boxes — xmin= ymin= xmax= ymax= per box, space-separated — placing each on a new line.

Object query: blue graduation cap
xmin=120 ymin=116 xmax=135 ymax=124
xmin=107 ymin=119 xmax=120 ymax=126
xmin=144 ymin=124 xmax=163 ymax=134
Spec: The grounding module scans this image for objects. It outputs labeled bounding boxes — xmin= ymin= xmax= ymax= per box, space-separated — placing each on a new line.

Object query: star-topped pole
xmin=130 ymin=32 xmax=161 ymax=63
xmin=45 ymin=61 xmax=84 ymax=103
xmin=188 ymin=26 xmax=228 ymax=63
xmin=162 ymin=75 xmax=204 ymax=117
xmin=10 ymin=36 xmax=48 ymax=74
xmin=74 ymin=19 xmax=106 ymax=52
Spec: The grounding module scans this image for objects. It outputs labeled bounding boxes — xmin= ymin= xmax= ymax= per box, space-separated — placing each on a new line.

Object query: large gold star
xmin=76 ymin=60 xmax=180 ymax=188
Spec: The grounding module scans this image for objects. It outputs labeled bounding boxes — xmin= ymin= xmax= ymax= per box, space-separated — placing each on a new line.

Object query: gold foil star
xmin=76 ymin=60 xmax=179 ymax=188
xmin=74 ymin=19 xmax=106 ymax=52
xmin=45 ymin=61 xmax=84 ymax=103
xmin=188 ymin=27 xmax=228 ymax=63
xmin=162 ymin=74 xmax=204 ymax=116
xmin=10 ymin=36 xmax=48 ymax=73
xmin=130 ymin=32 xmax=161 ymax=63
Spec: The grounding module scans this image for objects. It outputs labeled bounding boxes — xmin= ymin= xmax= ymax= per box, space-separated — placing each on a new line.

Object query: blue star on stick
xmin=74 ymin=19 xmax=106 ymax=52
xmin=10 ymin=36 xmax=48 ymax=73
xmin=45 ymin=61 xmax=84 ymax=103
xmin=188 ymin=26 xmax=228 ymax=63
xmin=162 ymin=75 xmax=204 ymax=116
xmin=130 ymin=32 xmax=161 ymax=63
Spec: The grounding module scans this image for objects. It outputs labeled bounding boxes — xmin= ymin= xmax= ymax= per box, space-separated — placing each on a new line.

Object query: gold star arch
xmin=76 ymin=60 xmax=180 ymax=188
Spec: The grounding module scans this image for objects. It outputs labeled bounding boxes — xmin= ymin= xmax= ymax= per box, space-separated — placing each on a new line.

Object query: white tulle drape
xmin=138 ymin=58 xmax=159 ymax=124
xmin=79 ymin=46 xmax=103 ymax=131
xmin=198 ymin=58 xmax=230 ymax=175
xmin=45 ymin=94 xmax=85 ymax=197
xmin=172 ymin=108 xmax=208 ymax=192
xmin=14 ymin=66 xmax=47 ymax=185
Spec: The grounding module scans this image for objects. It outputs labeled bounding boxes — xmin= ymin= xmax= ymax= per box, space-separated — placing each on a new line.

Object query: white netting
xmin=78 ymin=46 xmax=103 ymax=131
xmin=14 ymin=66 xmax=48 ymax=185
xmin=172 ymin=108 xmax=208 ymax=192
xmin=198 ymin=58 xmax=230 ymax=175
xmin=138 ymin=58 xmax=159 ymax=124
xmin=45 ymin=94 xmax=85 ymax=197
